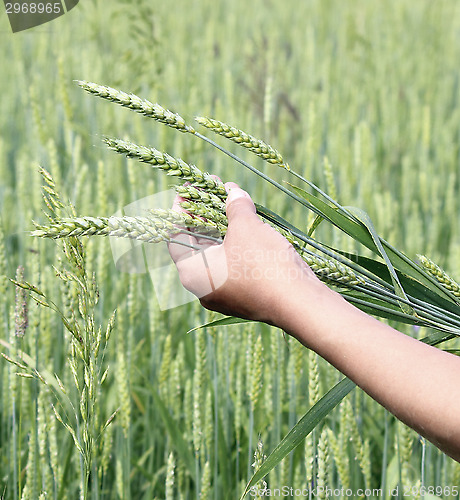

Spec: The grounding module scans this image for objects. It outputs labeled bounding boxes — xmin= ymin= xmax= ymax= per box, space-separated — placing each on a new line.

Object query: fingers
xmin=168 ymin=232 xmax=198 ymax=263
xmin=169 ymin=186 xmax=219 ymax=263
xmin=172 ymin=192 xmax=187 ymax=214
xmin=168 ymin=224 xmax=218 ymax=263
xmin=170 ymin=176 xmax=256 ymax=265
xmin=168 ymin=191 xmax=194 ymax=262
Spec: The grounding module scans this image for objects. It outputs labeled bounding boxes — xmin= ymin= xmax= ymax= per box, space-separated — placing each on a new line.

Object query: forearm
xmin=275 ymin=279 xmax=460 ymax=461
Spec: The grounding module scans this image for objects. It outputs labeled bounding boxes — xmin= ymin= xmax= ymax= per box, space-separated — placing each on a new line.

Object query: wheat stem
xmin=199 ymin=460 xmax=211 ymax=500
xmin=158 ymin=335 xmax=172 ymax=404
xmin=248 ymin=333 xmax=263 ymax=411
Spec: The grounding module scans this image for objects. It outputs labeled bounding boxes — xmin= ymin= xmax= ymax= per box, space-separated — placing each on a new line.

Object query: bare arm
xmin=169 ymin=183 xmax=460 ymax=462
xmin=278 ymin=278 xmax=460 ymax=461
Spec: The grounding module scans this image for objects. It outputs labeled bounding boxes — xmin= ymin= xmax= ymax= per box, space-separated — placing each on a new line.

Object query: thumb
xmin=225 ymin=182 xmax=257 ymax=222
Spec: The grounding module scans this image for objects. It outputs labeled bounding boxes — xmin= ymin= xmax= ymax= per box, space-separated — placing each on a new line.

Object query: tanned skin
xmin=169 ymin=182 xmax=460 ymax=462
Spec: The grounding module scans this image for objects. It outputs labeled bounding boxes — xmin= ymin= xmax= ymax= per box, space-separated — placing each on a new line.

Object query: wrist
xmin=267 ymin=273 xmax=341 ymax=341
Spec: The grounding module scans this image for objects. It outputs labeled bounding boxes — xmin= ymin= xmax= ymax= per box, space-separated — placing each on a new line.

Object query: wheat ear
xmin=33 ymin=209 xmax=224 ymax=243
xmin=303 ymin=253 xmax=365 ymax=286
xmin=176 ymin=184 xmax=226 ymax=211
xmin=77 ymin=81 xmax=195 ymax=133
xmin=418 ymin=255 xmax=460 ymax=298
xmin=195 ymin=116 xmax=289 ymax=169
xmin=179 ymin=200 xmax=228 ymax=227
xmin=149 ymin=209 xmax=226 ymax=236
xmin=32 ymin=213 xmax=219 ymax=244
xmin=103 ymin=137 xmax=227 ymax=198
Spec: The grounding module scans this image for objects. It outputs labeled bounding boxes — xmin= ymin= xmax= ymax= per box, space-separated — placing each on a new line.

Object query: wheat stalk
xmin=304 ymin=433 xmax=315 ymax=491
xmin=158 ymin=334 xmax=172 ymax=402
xmin=195 ymin=116 xmax=289 ymax=169
xmin=103 ymin=137 xmax=227 ymax=198
xmin=203 ymin=391 xmax=213 ymax=459
xmin=170 ymin=345 xmax=184 ymax=416
xmin=77 ymin=81 xmax=195 ymax=133
xmin=234 ymin=367 xmax=243 ymax=451
xmin=345 ymin=399 xmax=371 ymax=488
xmin=308 ymin=351 xmax=320 ymax=407
xmin=398 ymin=421 xmax=414 ymax=490
xmin=21 ymin=419 xmax=39 ymax=500
xmin=37 ymin=393 xmax=54 ymax=497
xmin=115 ymin=310 xmax=131 ymax=440
xmin=192 ymin=330 xmax=206 ymax=491
xmin=184 ymin=377 xmax=193 ymax=449
xmin=192 ymin=370 xmax=203 ymax=460
xmin=327 ymin=428 xmax=350 ymax=490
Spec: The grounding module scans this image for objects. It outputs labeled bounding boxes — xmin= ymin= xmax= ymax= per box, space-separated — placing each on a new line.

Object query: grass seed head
xmin=103 ymin=137 xmax=227 ymax=198
xmin=304 ymin=254 xmax=365 ymax=287
xmin=77 ymin=81 xmax=195 ymax=133
xmin=179 ymin=200 xmax=228 ymax=227
xmin=176 ymin=184 xmax=226 ymax=211
xmin=33 ymin=211 xmax=224 ymax=245
xmin=14 ymin=266 xmax=28 ymax=337
xmin=195 ymin=116 xmax=290 ymax=169
xmin=418 ymin=254 xmax=460 ymax=298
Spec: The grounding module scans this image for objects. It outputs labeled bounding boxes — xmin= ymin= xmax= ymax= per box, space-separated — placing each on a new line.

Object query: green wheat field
xmin=1 ymin=1 xmax=460 ymax=499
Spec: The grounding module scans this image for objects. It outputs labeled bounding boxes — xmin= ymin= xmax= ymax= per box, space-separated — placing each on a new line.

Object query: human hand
xmin=168 ymin=182 xmax=325 ymax=326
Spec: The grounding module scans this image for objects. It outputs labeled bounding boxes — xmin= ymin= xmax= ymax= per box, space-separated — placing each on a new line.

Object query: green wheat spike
xmin=195 ymin=116 xmax=290 ymax=170
xmin=77 ymin=81 xmax=195 ymax=133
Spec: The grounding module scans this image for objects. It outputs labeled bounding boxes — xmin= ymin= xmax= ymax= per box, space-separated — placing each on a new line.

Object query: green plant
xmin=2 ymin=169 xmax=118 ymax=500
xmin=30 ymin=81 xmax=460 ymax=497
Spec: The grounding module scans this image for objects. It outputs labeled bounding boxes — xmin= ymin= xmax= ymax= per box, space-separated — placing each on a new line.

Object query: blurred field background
xmin=1 ymin=0 xmax=460 ymax=498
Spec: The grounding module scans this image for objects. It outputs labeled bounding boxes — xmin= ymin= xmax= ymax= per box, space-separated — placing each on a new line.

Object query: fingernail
xmin=224 ymin=182 xmax=240 ymax=193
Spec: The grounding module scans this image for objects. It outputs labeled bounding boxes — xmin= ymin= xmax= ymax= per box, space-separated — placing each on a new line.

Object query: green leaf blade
xmin=240 ymin=378 xmax=356 ymax=499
